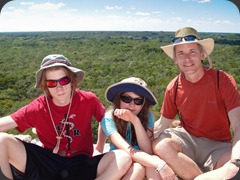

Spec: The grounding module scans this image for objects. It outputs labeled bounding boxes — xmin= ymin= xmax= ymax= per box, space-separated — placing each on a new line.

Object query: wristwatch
xmin=230 ymin=159 xmax=240 ymax=167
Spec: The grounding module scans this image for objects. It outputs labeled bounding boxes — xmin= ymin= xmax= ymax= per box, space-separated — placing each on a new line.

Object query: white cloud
xmin=152 ymin=11 xmax=161 ymax=14
xmin=20 ymin=2 xmax=34 ymax=6
xmin=136 ymin=12 xmax=150 ymax=16
xmin=214 ymin=20 xmax=232 ymax=25
xmin=29 ymin=2 xmax=65 ymax=11
xmin=194 ymin=0 xmax=211 ymax=3
xmin=105 ymin=6 xmax=122 ymax=10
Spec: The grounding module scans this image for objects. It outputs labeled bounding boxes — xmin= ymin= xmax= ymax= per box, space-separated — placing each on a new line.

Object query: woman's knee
xmin=123 ymin=163 xmax=145 ymax=180
xmin=97 ymin=150 xmax=132 ymax=178
xmin=115 ymin=149 xmax=132 ymax=167
xmin=132 ymin=162 xmax=145 ymax=172
xmin=99 ymin=150 xmax=132 ymax=171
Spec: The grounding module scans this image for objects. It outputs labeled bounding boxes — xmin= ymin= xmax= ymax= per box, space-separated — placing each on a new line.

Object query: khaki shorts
xmin=164 ymin=126 xmax=231 ymax=172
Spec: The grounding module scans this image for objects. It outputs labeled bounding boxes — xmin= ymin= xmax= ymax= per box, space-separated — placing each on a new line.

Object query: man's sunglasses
xmin=120 ymin=95 xmax=144 ymax=106
xmin=45 ymin=76 xmax=71 ymax=88
xmin=172 ymin=35 xmax=197 ymax=44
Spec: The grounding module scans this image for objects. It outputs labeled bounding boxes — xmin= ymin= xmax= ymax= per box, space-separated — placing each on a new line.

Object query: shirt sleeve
xmin=10 ymin=97 xmax=42 ymax=133
xmin=220 ymin=71 xmax=240 ymax=112
xmin=101 ymin=111 xmax=117 ymax=137
xmin=92 ymin=94 xmax=106 ymax=122
xmin=161 ymin=76 xmax=179 ymax=119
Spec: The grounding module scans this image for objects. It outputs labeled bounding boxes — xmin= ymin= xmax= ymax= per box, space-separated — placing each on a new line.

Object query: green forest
xmin=0 ymin=31 xmax=239 ymax=142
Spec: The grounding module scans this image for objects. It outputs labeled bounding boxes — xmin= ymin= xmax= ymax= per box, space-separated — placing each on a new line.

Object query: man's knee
xmin=0 ymin=133 xmax=13 ymax=148
xmin=153 ymin=133 xmax=172 ymax=151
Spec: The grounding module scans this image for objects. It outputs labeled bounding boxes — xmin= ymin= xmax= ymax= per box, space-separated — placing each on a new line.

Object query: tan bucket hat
xmin=161 ymin=27 xmax=214 ymax=59
xmin=35 ymin=54 xmax=84 ymax=88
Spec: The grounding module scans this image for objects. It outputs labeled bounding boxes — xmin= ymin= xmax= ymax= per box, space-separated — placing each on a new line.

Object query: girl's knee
xmin=115 ymin=149 xmax=132 ymax=166
xmin=123 ymin=163 xmax=145 ymax=180
xmin=132 ymin=163 xmax=145 ymax=175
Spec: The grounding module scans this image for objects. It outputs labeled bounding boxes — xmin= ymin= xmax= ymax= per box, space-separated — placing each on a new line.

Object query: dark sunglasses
xmin=45 ymin=76 xmax=71 ymax=88
xmin=120 ymin=95 xmax=144 ymax=106
xmin=172 ymin=35 xmax=197 ymax=44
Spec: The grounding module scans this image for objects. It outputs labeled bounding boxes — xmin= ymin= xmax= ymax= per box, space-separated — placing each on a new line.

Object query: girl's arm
xmin=109 ymin=112 xmax=176 ymax=178
xmin=110 ymin=132 xmax=164 ymax=168
xmin=114 ymin=109 xmax=152 ymax=153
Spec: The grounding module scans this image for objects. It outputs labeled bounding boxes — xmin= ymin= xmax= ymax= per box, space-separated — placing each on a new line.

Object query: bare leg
xmin=194 ymin=162 xmax=239 ymax=180
xmin=96 ymin=149 xmax=132 ymax=180
xmin=193 ymin=149 xmax=231 ymax=179
xmin=0 ymin=133 xmax=27 ymax=179
xmin=122 ymin=162 xmax=145 ymax=180
xmin=152 ymin=133 xmax=202 ymax=180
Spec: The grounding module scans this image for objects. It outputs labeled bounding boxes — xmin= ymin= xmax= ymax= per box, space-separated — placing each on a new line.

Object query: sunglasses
xmin=45 ymin=76 xmax=71 ymax=88
xmin=172 ymin=35 xmax=197 ymax=44
xmin=120 ymin=95 xmax=144 ymax=106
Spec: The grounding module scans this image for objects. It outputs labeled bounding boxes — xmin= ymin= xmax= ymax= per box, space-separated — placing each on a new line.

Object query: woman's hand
xmin=114 ymin=109 xmax=139 ymax=124
xmin=159 ymin=164 xmax=178 ymax=180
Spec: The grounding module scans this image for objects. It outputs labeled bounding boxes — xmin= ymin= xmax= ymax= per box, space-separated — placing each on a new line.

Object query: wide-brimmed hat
xmin=161 ymin=27 xmax=214 ymax=59
xmin=105 ymin=77 xmax=158 ymax=106
xmin=35 ymin=54 xmax=84 ymax=88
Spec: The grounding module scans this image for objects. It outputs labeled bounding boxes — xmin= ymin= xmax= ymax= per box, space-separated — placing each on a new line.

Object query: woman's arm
xmin=110 ymin=132 xmax=165 ymax=169
xmin=114 ymin=109 xmax=152 ymax=154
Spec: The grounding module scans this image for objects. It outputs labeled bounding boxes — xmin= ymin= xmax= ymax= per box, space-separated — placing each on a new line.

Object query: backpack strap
xmin=174 ymin=75 xmax=179 ymax=106
xmin=174 ymin=75 xmax=181 ymax=121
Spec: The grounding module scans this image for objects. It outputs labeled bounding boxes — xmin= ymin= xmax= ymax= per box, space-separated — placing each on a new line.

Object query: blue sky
xmin=0 ymin=0 xmax=239 ymax=33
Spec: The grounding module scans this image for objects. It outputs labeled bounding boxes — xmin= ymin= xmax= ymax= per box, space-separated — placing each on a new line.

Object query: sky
xmin=0 ymin=0 xmax=239 ymax=33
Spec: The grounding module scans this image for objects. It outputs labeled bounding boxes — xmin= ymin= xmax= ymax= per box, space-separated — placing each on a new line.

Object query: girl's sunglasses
xmin=45 ymin=76 xmax=71 ymax=88
xmin=120 ymin=95 xmax=144 ymax=106
xmin=172 ymin=35 xmax=197 ymax=44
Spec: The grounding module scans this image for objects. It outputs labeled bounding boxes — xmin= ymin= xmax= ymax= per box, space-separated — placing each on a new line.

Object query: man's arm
xmin=0 ymin=115 xmax=17 ymax=132
xmin=154 ymin=115 xmax=173 ymax=139
xmin=228 ymin=106 xmax=240 ymax=159
xmin=94 ymin=123 xmax=107 ymax=154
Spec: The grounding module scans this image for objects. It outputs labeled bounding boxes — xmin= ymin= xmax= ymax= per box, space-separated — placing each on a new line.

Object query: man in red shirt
xmin=153 ymin=27 xmax=240 ymax=179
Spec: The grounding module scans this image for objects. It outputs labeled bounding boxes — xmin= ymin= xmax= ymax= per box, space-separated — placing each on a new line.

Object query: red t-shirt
xmin=11 ymin=89 xmax=105 ymax=157
xmin=161 ymin=68 xmax=240 ymax=141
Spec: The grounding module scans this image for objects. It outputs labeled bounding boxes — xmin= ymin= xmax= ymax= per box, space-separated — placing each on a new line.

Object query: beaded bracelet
xmin=155 ymin=161 xmax=166 ymax=173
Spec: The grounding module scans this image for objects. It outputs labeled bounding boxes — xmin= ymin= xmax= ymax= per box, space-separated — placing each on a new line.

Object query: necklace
xmin=45 ymin=91 xmax=73 ymax=154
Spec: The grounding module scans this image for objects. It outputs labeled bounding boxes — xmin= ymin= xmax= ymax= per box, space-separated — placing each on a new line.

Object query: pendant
xmin=56 ymin=136 xmax=62 ymax=140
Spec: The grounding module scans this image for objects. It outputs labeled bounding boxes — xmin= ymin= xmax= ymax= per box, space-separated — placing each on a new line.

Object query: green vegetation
xmin=0 ymin=31 xmax=239 ymax=142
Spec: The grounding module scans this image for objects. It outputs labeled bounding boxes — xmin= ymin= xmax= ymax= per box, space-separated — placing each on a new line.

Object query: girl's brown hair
xmin=112 ymin=93 xmax=153 ymax=146
xmin=39 ymin=66 xmax=78 ymax=98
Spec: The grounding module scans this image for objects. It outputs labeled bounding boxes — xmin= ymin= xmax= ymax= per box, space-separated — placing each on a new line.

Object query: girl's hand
xmin=159 ymin=164 xmax=178 ymax=180
xmin=114 ymin=109 xmax=138 ymax=124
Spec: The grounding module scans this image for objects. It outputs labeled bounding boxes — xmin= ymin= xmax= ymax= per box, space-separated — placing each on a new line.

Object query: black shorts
xmin=10 ymin=140 xmax=105 ymax=180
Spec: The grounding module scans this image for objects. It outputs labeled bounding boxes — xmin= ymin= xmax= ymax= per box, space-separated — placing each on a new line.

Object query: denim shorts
xmin=10 ymin=140 xmax=105 ymax=180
